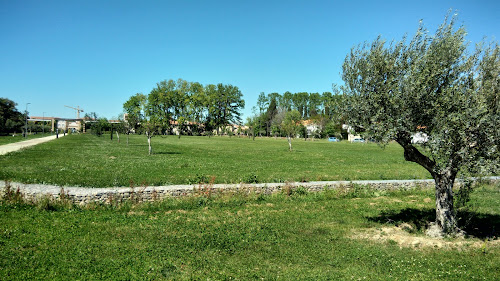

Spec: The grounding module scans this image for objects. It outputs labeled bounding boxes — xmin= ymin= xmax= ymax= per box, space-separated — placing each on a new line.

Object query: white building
xmin=411 ymin=132 xmax=428 ymax=144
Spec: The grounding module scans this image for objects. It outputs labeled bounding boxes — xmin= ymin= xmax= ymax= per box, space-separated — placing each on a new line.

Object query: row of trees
xmin=123 ymin=79 xmax=245 ymax=154
xmin=246 ymin=91 xmax=345 ymax=142
xmin=255 ymin=91 xmax=342 ymax=120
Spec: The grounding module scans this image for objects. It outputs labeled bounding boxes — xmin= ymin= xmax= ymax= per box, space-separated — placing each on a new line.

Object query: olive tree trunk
xmin=397 ymin=137 xmax=461 ymax=237
xmin=431 ymin=172 xmax=459 ymax=235
xmin=287 ymin=135 xmax=292 ymax=151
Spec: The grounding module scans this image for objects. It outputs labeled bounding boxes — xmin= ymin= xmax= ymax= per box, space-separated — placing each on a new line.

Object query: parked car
xmin=328 ymin=137 xmax=340 ymax=142
xmin=352 ymin=138 xmax=365 ymax=143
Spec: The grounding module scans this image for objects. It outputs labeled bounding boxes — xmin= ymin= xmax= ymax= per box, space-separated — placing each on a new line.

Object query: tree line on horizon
xmin=121 ymin=78 xmax=245 ymax=154
xmin=123 ymin=78 xmax=245 ymax=134
xmin=246 ymin=90 xmax=346 ymax=140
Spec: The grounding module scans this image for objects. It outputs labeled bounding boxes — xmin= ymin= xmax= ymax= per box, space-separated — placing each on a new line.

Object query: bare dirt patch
xmin=351 ymin=224 xmax=499 ymax=250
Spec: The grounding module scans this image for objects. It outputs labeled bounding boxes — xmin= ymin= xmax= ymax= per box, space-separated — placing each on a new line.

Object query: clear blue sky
xmin=1 ymin=0 xmax=498 ymax=121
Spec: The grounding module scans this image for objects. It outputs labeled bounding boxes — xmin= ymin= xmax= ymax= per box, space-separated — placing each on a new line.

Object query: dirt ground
xmin=351 ymin=224 xmax=499 ymax=250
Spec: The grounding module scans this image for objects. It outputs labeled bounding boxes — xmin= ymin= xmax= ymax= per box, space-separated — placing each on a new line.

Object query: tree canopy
xmin=206 ymin=83 xmax=245 ymax=135
xmin=247 ymin=90 xmax=344 ymax=139
xmin=123 ymin=79 xmax=246 ymax=140
xmin=0 ymin=98 xmax=24 ymax=135
xmin=123 ymin=93 xmax=146 ymax=132
xmin=341 ymin=14 xmax=499 ymax=236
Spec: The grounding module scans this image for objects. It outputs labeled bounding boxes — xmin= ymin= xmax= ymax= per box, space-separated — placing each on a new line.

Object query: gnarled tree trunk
xmin=431 ymin=172 xmax=459 ymax=236
xmin=397 ymin=135 xmax=461 ymax=237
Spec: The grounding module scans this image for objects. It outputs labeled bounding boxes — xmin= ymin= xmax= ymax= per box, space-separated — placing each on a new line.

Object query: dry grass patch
xmin=351 ymin=224 xmax=500 ymax=250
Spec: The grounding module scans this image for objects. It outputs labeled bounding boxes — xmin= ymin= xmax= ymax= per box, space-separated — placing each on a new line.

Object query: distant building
xmin=301 ymin=120 xmax=320 ymax=138
xmin=342 ymin=124 xmax=363 ymax=142
xmin=29 ymin=116 xmax=84 ymax=132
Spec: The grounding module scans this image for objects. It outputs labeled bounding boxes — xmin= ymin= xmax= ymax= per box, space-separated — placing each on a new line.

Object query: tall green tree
xmin=280 ymin=91 xmax=293 ymax=112
xmin=149 ymin=79 xmax=177 ymax=133
xmin=206 ymin=83 xmax=245 ymax=135
xmin=292 ymin=92 xmax=310 ymax=118
xmin=0 ymin=98 xmax=24 ymax=135
xmin=245 ymin=115 xmax=258 ymax=141
xmin=173 ymin=79 xmax=191 ymax=138
xmin=142 ymin=80 xmax=176 ymax=154
xmin=308 ymin=92 xmax=322 ymax=117
xmin=268 ymin=92 xmax=281 ymax=108
xmin=189 ymin=82 xmax=207 ymax=135
xmin=256 ymin=92 xmax=269 ymax=114
xmin=265 ymin=96 xmax=278 ymax=136
xmin=123 ymin=94 xmax=146 ymax=129
xmin=341 ymin=15 xmax=499 ymax=236
xmin=123 ymin=93 xmax=146 ymax=144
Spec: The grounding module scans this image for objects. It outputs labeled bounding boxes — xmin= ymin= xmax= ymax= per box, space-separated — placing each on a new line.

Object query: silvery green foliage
xmin=342 ymin=15 xmax=499 ymax=177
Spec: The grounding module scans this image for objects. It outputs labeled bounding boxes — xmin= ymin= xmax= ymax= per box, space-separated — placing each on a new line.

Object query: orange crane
xmin=64 ymin=105 xmax=84 ymax=119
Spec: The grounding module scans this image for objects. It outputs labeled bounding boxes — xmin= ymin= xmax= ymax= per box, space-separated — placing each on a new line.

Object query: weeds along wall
xmin=0 ymin=179 xmax=455 ymax=205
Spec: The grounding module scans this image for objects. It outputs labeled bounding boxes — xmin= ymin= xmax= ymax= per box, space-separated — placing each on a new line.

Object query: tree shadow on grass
xmin=367 ymin=208 xmax=500 ymax=239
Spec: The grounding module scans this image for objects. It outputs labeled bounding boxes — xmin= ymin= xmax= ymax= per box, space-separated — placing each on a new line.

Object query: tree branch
xmin=395 ymin=131 xmax=436 ymax=176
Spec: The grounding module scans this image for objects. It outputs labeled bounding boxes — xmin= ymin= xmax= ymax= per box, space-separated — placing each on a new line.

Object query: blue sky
xmin=1 ymin=0 xmax=498 ymax=121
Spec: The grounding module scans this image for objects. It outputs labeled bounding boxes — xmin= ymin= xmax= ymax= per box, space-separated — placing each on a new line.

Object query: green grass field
xmin=0 ymin=134 xmax=431 ymax=187
xmin=0 ymin=133 xmax=54 ymax=146
xmin=1 ymin=184 xmax=499 ymax=280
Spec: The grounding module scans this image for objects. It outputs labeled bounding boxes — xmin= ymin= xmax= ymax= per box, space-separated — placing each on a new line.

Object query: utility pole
xmin=24 ymin=103 xmax=30 ymax=138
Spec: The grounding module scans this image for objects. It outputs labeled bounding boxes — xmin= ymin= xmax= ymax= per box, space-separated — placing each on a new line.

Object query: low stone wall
xmin=1 ymin=178 xmax=498 ymax=205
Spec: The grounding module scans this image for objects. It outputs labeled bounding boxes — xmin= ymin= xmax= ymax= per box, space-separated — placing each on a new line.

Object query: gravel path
xmin=0 ymin=134 xmax=65 ymax=155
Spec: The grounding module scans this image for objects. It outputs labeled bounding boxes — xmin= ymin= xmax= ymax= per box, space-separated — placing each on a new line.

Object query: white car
xmin=352 ymin=138 xmax=365 ymax=143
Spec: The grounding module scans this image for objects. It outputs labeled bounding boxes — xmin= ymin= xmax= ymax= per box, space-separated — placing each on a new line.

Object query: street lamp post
xmin=42 ymin=112 xmax=45 ymax=135
xmin=24 ymin=103 xmax=30 ymax=138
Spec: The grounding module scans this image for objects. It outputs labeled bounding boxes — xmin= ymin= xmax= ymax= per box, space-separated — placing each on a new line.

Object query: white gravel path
xmin=0 ymin=134 xmax=65 ymax=155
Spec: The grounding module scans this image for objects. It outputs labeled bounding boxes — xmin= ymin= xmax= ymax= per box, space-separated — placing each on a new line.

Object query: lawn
xmin=0 ymin=134 xmax=431 ymax=187
xmin=1 ymin=184 xmax=499 ymax=280
xmin=0 ymin=133 xmax=54 ymax=146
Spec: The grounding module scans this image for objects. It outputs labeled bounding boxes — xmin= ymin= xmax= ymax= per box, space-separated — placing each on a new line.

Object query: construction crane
xmin=65 ymin=105 xmax=84 ymax=119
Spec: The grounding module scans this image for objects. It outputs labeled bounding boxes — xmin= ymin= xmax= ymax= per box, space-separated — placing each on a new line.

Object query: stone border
xmin=2 ymin=177 xmax=498 ymax=205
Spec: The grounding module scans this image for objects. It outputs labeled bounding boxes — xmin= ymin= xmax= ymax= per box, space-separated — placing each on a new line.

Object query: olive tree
xmin=280 ymin=110 xmax=301 ymax=151
xmin=341 ymin=15 xmax=499 ymax=236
